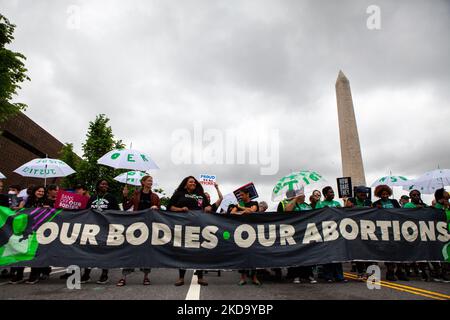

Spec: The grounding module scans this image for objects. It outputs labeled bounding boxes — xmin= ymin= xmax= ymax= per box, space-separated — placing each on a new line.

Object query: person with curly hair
xmin=372 ymin=185 xmax=408 ymax=281
xmin=372 ymin=185 xmax=401 ymax=209
xmin=167 ymin=176 xmax=212 ymax=286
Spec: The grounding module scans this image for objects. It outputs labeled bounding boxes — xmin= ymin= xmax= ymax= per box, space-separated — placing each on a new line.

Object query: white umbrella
xmin=98 ymin=148 xmax=159 ymax=171
xmin=0 ymin=171 xmax=5 ymax=179
xmin=371 ymin=175 xmax=410 ymax=188
xmin=14 ymin=158 xmax=76 ymax=185
xmin=403 ymin=169 xmax=450 ymax=194
xmin=114 ymin=171 xmax=158 ymax=187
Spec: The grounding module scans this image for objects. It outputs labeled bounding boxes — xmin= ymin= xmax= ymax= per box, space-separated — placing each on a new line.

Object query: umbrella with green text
xmin=13 ymin=158 xmax=76 ymax=186
xmin=271 ymin=170 xmax=327 ymax=201
xmin=370 ymin=175 xmax=410 ymax=188
xmin=97 ymin=149 xmax=159 ymax=171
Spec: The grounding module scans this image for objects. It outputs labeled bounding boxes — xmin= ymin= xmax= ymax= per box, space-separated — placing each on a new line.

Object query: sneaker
xmin=174 ymin=278 xmax=185 ymax=286
xmin=197 ymin=278 xmax=208 ymax=286
xmin=326 ymin=279 xmax=334 ymax=283
xmin=238 ymin=279 xmax=247 ymax=286
xmin=421 ymin=271 xmax=430 ymax=282
xmin=25 ymin=277 xmax=39 ymax=285
xmin=9 ymin=276 xmax=24 ymax=284
xmin=440 ymin=275 xmax=450 ymax=283
xmin=97 ymin=273 xmax=109 ymax=284
xmin=293 ymin=277 xmax=301 ymax=284
xmin=39 ymin=274 xmax=49 ymax=281
xmin=309 ymin=276 xmax=318 ymax=284
xmin=80 ymin=273 xmax=91 ymax=284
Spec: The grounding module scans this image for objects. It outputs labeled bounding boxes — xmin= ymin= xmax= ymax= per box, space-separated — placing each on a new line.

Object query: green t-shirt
xmin=434 ymin=203 xmax=444 ymax=210
xmin=283 ymin=201 xmax=312 ymax=212
xmin=380 ymin=200 xmax=394 ymax=209
xmin=403 ymin=202 xmax=417 ymax=208
xmin=296 ymin=203 xmax=312 ymax=211
xmin=316 ymin=200 xmax=341 ymax=209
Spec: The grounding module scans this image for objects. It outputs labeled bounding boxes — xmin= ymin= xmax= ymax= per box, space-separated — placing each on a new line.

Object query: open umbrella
xmin=403 ymin=169 xmax=450 ymax=194
xmin=114 ymin=171 xmax=158 ymax=187
xmin=14 ymin=158 xmax=76 ymax=186
xmin=98 ymin=148 xmax=159 ymax=171
xmin=272 ymin=170 xmax=327 ymax=201
xmin=370 ymin=175 xmax=410 ymax=188
xmin=0 ymin=171 xmax=5 ymax=179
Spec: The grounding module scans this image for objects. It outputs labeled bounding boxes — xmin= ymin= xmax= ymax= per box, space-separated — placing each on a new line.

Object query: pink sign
xmin=55 ymin=190 xmax=89 ymax=210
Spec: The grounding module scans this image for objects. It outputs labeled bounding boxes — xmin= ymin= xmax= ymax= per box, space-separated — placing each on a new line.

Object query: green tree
xmin=58 ymin=143 xmax=82 ymax=189
xmin=0 ymin=14 xmax=30 ymax=123
xmin=77 ymin=114 xmax=125 ymax=196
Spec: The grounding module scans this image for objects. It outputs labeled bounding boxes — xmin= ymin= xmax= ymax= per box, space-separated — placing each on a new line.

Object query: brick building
xmin=0 ymin=112 xmax=67 ymax=188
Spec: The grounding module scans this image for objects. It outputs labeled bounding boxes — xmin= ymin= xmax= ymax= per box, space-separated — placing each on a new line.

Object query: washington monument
xmin=335 ymin=70 xmax=367 ymax=187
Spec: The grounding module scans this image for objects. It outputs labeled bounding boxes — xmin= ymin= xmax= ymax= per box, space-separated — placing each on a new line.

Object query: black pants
xmin=386 ymin=263 xmax=406 ymax=275
xmin=288 ymin=266 xmax=314 ymax=279
xmin=10 ymin=267 xmax=24 ymax=279
xmin=83 ymin=268 xmax=108 ymax=276
xmin=29 ymin=267 xmax=51 ymax=280
xmin=179 ymin=269 xmax=203 ymax=279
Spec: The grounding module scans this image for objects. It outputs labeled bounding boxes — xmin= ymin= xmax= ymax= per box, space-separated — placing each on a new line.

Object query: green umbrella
xmin=272 ymin=170 xmax=327 ymax=201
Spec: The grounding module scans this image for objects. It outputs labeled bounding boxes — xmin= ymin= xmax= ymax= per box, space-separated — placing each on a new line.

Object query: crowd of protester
xmin=0 ymin=176 xmax=449 ymax=287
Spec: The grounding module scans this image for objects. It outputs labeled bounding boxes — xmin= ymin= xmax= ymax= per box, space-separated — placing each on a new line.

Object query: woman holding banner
xmin=168 ymin=176 xmax=212 ymax=286
xmin=117 ymin=175 xmax=160 ymax=286
xmin=80 ymin=179 xmax=120 ymax=285
xmin=372 ymin=185 xmax=409 ymax=281
xmin=230 ymin=187 xmax=261 ymax=286
xmin=9 ymin=186 xmax=47 ymax=284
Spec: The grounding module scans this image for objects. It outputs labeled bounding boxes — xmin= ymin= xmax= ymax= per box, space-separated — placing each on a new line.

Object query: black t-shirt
xmin=87 ymin=193 xmax=120 ymax=211
xmin=234 ymin=201 xmax=259 ymax=213
xmin=45 ymin=197 xmax=56 ymax=208
xmin=25 ymin=197 xmax=46 ymax=208
xmin=168 ymin=190 xmax=211 ymax=211
xmin=138 ymin=191 xmax=152 ymax=210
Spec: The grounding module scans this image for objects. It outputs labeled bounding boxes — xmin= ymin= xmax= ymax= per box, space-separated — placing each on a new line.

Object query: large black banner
xmin=0 ymin=206 xmax=449 ymax=268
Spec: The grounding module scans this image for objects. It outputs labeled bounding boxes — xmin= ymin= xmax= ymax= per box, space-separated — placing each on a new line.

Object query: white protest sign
xmin=199 ymin=174 xmax=217 ymax=186
xmin=218 ymin=193 xmax=238 ymax=213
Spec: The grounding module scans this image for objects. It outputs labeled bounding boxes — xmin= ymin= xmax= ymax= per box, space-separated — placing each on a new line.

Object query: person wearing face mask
xmin=168 ymin=176 xmax=212 ymax=286
xmin=116 ymin=175 xmax=160 ymax=286
xmin=80 ymin=179 xmax=120 ymax=285
xmin=372 ymin=185 xmax=407 ymax=281
xmin=7 ymin=185 xmax=22 ymax=210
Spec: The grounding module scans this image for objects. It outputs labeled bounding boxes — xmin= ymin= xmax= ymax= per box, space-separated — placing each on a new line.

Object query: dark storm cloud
xmin=2 ymin=0 xmax=449 ymax=204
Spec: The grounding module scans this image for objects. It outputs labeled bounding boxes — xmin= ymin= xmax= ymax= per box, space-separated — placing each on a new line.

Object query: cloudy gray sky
xmin=2 ymin=0 xmax=449 ymax=207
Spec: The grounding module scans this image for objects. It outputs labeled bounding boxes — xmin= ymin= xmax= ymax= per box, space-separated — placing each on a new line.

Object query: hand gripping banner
xmin=0 ymin=206 xmax=449 ymax=268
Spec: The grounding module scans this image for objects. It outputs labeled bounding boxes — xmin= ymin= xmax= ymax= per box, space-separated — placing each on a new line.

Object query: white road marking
xmin=185 ymin=270 xmax=201 ymax=300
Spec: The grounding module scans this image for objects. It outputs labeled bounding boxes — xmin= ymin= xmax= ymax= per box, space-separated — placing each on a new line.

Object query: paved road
xmin=0 ymin=264 xmax=449 ymax=300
